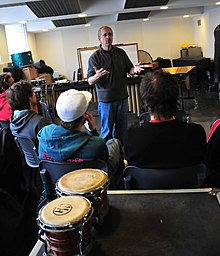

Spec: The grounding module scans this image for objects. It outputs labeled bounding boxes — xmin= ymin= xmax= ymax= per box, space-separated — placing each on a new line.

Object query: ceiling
xmin=0 ymin=0 xmax=219 ymax=33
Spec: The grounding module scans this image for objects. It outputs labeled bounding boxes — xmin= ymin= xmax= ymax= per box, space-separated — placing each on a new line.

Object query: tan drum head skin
xmin=39 ymin=196 xmax=91 ymax=227
xmin=57 ymin=168 xmax=109 ymax=194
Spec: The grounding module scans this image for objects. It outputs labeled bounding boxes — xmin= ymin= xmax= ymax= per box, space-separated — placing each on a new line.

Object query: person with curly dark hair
xmin=124 ymin=70 xmax=206 ymax=169
xmin=6 ymin=80 xmax=50 ymax=145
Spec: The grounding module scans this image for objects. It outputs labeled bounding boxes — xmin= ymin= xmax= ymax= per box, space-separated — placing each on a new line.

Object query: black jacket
xmin=124 ymin=119 xmax=207 ymax=169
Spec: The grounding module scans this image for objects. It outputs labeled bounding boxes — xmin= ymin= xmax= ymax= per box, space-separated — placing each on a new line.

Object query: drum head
xmin=57 ymin=168 xmax=109 ymax=194
xmin=39 ymin=196 xmax=91 ymax=229
xmin=33 ymin=86 xmax=41 ymax=92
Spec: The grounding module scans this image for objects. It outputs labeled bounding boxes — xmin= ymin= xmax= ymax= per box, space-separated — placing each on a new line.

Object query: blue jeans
xmin=98 ymin=99 xmax=128 ymax=144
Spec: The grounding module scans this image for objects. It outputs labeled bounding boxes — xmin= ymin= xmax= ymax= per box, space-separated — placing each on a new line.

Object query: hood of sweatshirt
xmin=37 ymin=124 xmax=91 ymax=161
xmin=10 ymin=109 xmax=37 ymax=134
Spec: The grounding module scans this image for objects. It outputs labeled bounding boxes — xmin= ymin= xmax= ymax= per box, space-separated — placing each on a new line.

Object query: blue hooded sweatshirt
xmin=37 ymin=124 xmax=108 ymax=162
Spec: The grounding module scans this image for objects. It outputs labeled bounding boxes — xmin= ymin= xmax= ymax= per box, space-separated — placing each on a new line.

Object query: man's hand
xmin=93 ymin=66 xmax=110 ymax=79
xmin=87 ymin=66 xmax=110 ymax=85
xmin=133 ymin=62 xmax=144 ymax=73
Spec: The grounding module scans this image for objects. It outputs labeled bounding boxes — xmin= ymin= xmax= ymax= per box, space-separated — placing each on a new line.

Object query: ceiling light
xmin=19 ymin=20 xmax=27 ymax=24
xmin=183 ymin=15 xmax=190 ymax=18
xmin=216 ymin=2 xmax=220 ymax=5
xmin=42 ymin=29 xmax=49 ymax=32
xmin=85 ymin=24 xmax=91 ymax=27
xmin=78 ymin=13 xmax=87 ymax=17
xmin=143 ymin=18 xmax=149 ymax=21
xmin=160 ymin=6 xmax=168 ymax=10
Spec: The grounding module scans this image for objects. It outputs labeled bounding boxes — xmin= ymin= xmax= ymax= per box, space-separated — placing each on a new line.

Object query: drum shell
xmin=43 ymin=220 xmax=93 ymax=256
xmin=33 ymin=86 xmax=42 ymax=101
xmin=38 ymin=196 xmax=94 ymax=256
xmin=32 ymin=86 xmax=42 ymax=114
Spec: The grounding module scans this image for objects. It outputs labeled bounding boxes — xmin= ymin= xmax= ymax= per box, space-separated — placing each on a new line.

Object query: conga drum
xmin=56 ymin=169 xmax=109 ymax=223
xmin=38 ymin=196 xmax=94 ymax=256
xmin=32 ymin=86 xmax=42 ymax=114
xmin=30 ymin=79 xmax=38 ymax=86
xmin=33 ymin=86 xmax=42 ymax=101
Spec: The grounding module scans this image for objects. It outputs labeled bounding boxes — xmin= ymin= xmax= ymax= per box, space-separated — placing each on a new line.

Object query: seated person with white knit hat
xmin=37 ymin=89 xmax=124 ymax=188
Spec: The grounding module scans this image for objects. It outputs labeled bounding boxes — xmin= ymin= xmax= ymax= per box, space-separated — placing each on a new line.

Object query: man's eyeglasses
xmin=101 ymin=32 xmax=112 ymax=37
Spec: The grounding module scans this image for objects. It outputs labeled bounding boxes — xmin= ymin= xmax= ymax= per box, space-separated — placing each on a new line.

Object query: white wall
xmin=27 ymin=32 xmax=38 ymax=61
xmin=35 ymin=18 xmax=197 ymax=79
xmin=193 ymin=6 xmax=220 ymax=59
xmin=204 ymin=6 xmax=220 ymax=58
xmin=141 ymin=19 xmax=195 ymax=60
xmin=35 ymin=30 xmax=66 ymax=77
xmin=1 ymin=7 xmax=219 ymax=79
xmin=193 ymin=15 xmax=207 ymax=57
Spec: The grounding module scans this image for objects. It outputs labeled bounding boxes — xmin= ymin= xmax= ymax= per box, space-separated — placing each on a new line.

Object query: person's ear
xmin=82 ymin=114 xmax=86 ymax=124
xmin=1 ymin=75 xmax=6 ymax=86
xmin=0 ymin=75 xmax=10 ymax=90
xmin=29 ymin=93 xmax=37 ymax=106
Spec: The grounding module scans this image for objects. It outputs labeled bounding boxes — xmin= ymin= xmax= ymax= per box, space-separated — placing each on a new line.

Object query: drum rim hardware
xmin=38 ymin=196 xmax=93 ymax=232
xmin=38 ymin=196 xmax=94 ymax=256
xmin=55 ymin=169 xmax=109 ymax=195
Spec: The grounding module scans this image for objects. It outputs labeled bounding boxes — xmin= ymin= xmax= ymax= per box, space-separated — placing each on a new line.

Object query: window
xmin=5 ymin=24 xmax=28 ymax=58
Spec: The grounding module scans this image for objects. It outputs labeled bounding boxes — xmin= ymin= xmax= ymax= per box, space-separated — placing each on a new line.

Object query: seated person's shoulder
xmin=185 ymin=121 xmax=205 ymax=132
xmin=89 ymin=134 xmax=106 ymax=144
xmin=87 ymin=136 xmax=108 ymax=154
xmin=178 ymin=122 xmax=206 ymax=142
xmin=38 ymin=123 xmax=57 ymax=136
xmin=126 ymin=124 xmax=141 ymax=132
xmin=38 ymin=114 xmax=51 ymax=123
xmin=124 ymin=123 xmax=148 ymax=137
xmin=39 ymin=122 xmax=57 ymax=130
xmin=34 ymin=113 xmax=51 ymax=127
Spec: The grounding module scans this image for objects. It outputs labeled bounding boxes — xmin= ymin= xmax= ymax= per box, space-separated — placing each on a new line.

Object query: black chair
xmin=39 ymin=159 xmax=109 ymax=202
xmin=14 ymin=136 xmax=40 ymax=168
xmin=175 ymin=109 xmax=191 ymax=123
xmin=123 ymin=164 xmax=207 ymax=190
xmin=39 ymin=100 xmax=54 ymax=123
xmin=0 ymin=127 xmax=24 ymax=201
xmin=154 ymin=57 xmax=172 ymax=68
xmin=14 ymin=136 xmax=43 ymax=206
xmin=0 ymin=121 xmax=10 ymax=128
xmin=139 ymin=110 xmax=190 ymax=126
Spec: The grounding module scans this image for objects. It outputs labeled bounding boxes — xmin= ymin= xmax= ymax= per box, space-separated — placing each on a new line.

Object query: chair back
xmin=0 ymin=121 xmax=10 ymax=128
xmin=138 ymin=50 xmax=153 ymax=64
xmin=39 ymin=159 xmax=108 ymax=199
xmin=123 ymin=164 xmax=207 ymax=190
xmin=0 ymin=127 xmax=24 ymax=198
xmin=15 ymin=136 xmax=40 ymax=168
xmin=139 ymin=110 xmax=190 ymax=126
xmin=175 ymin=109 xmax=191 ymax=123
xmin=39 ymin=100 xmax=54 ymax=123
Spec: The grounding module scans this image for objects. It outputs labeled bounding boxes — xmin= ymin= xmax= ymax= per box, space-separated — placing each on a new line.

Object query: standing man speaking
xmin=87 ymin=26 xmax=142 ymax=144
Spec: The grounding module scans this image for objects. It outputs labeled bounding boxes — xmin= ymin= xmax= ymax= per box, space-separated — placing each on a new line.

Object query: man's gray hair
xmin=97 ymin=26 xmax=113 ymax=37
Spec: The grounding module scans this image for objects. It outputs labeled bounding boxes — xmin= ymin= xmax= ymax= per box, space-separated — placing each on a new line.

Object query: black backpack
xmin=0 ymin=125 xmax=24 ymax=199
